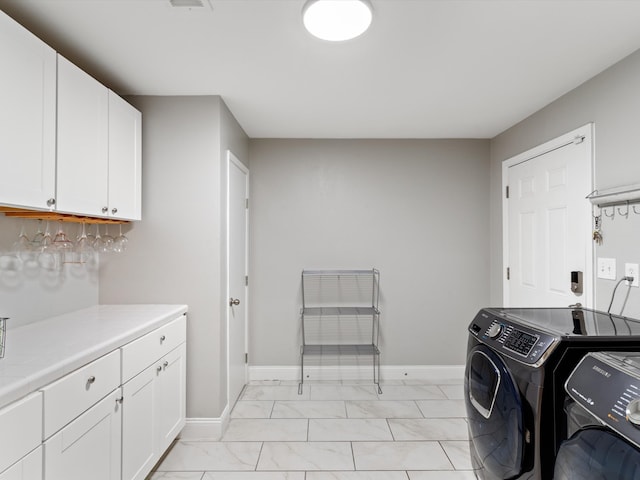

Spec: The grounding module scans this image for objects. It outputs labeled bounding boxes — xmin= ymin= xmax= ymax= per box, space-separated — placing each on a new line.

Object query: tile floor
xmin=149 ymin=379 xmax=476 ymax=480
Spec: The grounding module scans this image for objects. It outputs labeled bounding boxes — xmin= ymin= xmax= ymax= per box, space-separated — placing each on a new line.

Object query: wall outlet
xmin=625 ymin=263 xmax=640 ymax=287
xmin=597 ymin=257 xmax=617 ymax=280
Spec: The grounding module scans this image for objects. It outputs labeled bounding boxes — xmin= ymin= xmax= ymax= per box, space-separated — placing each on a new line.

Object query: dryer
xmin=554 ymin=351 xmax=640 ymax=479
xmin=465 ymin=307 xmax=640 ymax=480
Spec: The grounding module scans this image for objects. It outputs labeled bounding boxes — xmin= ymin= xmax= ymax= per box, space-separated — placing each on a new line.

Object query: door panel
xmin=505 ymin=126 xmax=593 ymax=307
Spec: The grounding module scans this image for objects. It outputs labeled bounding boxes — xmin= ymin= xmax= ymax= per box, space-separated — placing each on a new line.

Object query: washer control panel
xmin=469 ymin=309 xmax=558 ymax=366
xmin=566 ymin=352 xmax=640 ymax=449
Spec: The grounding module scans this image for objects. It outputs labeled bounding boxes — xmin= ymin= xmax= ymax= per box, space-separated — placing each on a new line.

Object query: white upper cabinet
xmin=108 ymin=91 xmax=142 ymax=220
xmin=57 ymin=55 xmax=142 ymax=220
xmin=56 ymin=54 xmax=110 ymax=218
xmin=0 ymin=11 xmax=56 ymax=210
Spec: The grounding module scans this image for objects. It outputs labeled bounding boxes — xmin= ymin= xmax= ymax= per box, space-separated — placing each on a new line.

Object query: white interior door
xmin=227 ymin=151 xmax=249 ymax=409
xmin=503 ymin=124 xmax=593 ymax=307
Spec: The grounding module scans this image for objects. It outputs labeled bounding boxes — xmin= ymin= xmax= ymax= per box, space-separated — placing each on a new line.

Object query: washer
xmin=554 ymin=351 xmax=640 ymax=479
xmin=465 ymin=307 xmax=640 ymax=480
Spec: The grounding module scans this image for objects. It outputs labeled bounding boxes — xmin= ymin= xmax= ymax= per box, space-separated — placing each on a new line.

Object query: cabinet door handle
xmin=102 ymin=206 xmax=108 ymax=214
xmin=160 ymin=335 xmax=166 ymax=343
xmin=111 ymin=207 xmax=118 ymax=215
xmin=87 ymin=376 xmax=96 ymax=385
xmin=116 ymin=396 xmax=124 ymax=405
xmin=47 ymin=198 xmax=56 ymax=207
xmin=163 ymin=361 xmax=169 ymax=368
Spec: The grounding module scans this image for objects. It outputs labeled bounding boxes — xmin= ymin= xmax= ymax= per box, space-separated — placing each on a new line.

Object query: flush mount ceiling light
xmin=302 ymin=0 xmax=373 ymax=42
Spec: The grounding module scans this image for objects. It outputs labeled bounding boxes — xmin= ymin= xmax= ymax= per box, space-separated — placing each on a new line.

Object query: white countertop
xmin=0 ymin=304 xmax=188 ymax=409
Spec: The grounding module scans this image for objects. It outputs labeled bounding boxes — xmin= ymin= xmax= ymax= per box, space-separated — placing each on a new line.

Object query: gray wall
xmin=249 ymin=139 xmax=491 ymax=367
xmin=490 ymin=48 xmax=640 ymax=318
xmin=99 ymin=96 xmax=249 ymax=418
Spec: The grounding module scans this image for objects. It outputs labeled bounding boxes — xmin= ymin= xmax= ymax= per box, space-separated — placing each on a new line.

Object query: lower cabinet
xmin=44 ymin=388 xmax=122 ymax=480
xmin=0 ymin=447 xmax=42 ymax=480
xmin=0 ymin=313 xmax=187 ymax=480
xmin=122 ymin=343 xmax=186 ymax=480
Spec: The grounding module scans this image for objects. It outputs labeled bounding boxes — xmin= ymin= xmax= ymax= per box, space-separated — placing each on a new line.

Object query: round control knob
xmin=626 ymin=399 xmax=640 ymax=427
xmin=486 ymin=323 xmax=503 ymax=339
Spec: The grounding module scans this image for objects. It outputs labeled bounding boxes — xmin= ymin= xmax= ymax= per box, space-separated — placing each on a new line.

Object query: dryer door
xmin=465 ymin=344 xmax=524 ymax=479
xmin=554 ymin=427 xmax=640 ymax=480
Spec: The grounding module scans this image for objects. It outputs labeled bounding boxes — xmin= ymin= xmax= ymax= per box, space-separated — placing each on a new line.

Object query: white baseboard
xmin=180 ymin=404 xmax=230 ymax=441
xmin=249 ymin=364 xmax=465 ymax=383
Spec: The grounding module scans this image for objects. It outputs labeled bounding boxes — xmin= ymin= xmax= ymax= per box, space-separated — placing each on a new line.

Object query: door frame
xmin=226 ymin=149 xmax=249 ymax=409
xmin=501 ymin=123 xmax=594 ymax=307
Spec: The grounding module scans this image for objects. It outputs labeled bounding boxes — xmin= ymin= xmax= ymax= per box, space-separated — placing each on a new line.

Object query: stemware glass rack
xmin=299 ymin=268 xmax=381 ymax=394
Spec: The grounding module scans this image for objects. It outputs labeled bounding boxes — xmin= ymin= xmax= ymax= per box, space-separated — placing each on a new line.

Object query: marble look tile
xmin=309 ymin=385 xmax=379 ymax=400
xmin=155 ymin=441 xmax=261 ymax=471
xmin=308 ymin=419 xmax=393 ymax=441
xmin=231 ymin=401 xmax=274 ymax=418
xmin=415 ymin=399 xmax=467 ymax=418
xmin=203 ymin=473 xmax=305 ymax=480
xmin=408 ymin=472 xmax=477 ymax=480
xmin=403 ymin=378 xmax=463 ymax=386
xmin=352 ymin=441 xmax=453 ymax=471
xmin=307 ymin=472 xmax=409 ymax=480
xmin=439 ymin=385 xmax=464 ymax=400
xmin=257 ymin=442 xmax=354 ymax=471
xmin=242 ymin=385 xmax=309 ymax=401
xmin=440 ymin=441 xmax=474 ymax=470
xmin=272 ymin=401 xmax=347 ymax=418
xmin=222 ymin=419 xmax=308 ymax=441
xmin=346 ymin=400 xmax=423 ymax=418
xmin=388 ymin=419 xmax=469 ymax=441
xmin=149 ymin=473 xmax=204 ymax=480
xmin=377 ymin=385 xmax=447 ymax=401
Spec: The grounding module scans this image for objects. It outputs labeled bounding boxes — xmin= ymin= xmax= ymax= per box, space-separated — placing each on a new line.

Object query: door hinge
xmin=505 ymin=185 xmax=510 ymax=199
xmin=245 ymin=275 xmax=249 ymax=286
xmin=506 ymin=267 xmax=510 ymax=280
xmin=245 ymin=353 xmax=248 ymax=364
xmin=573 ymin=135 xmax=585 ymax=145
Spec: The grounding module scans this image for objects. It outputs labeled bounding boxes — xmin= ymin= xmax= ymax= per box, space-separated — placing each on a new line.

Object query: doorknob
xmin=229 ymin=298 xmax=240 ymax=306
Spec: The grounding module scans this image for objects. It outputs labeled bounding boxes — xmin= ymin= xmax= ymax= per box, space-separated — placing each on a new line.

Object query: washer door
xmin=464 ymin=344 xmax=524 ymax=479
xmin=554 ymin=427 xmax=640 ymax=480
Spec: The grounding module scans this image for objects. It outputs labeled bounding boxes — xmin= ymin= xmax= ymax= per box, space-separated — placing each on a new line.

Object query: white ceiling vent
xmin=168 ymin=0 xmax=212 ymax=10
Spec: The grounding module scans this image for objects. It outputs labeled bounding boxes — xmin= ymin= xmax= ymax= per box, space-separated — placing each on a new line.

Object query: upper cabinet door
xmin=0 ymin=11 xmax=56 ymax=210
xmin=108 ymin=92 xmax=142 ymax=221
xmin=56 ymin=54 xmax=109 ymax=217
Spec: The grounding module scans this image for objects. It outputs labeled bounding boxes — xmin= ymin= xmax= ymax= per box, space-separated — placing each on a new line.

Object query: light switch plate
xmin=597 ymin=257 xmax=616 ymax=280
xmin=625 ymin=263 xmax=640 ymax=287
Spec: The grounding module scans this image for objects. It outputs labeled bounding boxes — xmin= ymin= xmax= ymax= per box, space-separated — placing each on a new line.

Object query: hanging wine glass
xmin=86 ymin=223 xmax=97 ymax=246
xmin=74 ymin=222 xmax=96 ymax=266
xmin=112 ymin=224 xmax=128 ymax=254
xmin=38 ymin=222 xmax=61 ymax=271
xmin=31 ymin=220 xmax=45 ymax=248
xmin=93 ymin=224 xmax=111 ymax=255
xmin=53 ymin=221 xmax=74 ymax=264
xmin=102 ymin=225 xmax=114 ymax=252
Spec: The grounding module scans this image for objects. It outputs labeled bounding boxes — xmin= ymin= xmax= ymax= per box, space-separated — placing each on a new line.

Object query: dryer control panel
xmin=469 ymin=309 xmax=559 ymax=367
xmin=566 ymin=352 xmax=640 ymax=449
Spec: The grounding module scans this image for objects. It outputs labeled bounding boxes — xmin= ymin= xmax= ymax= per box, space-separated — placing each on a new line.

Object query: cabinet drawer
xmin=0 ymin=392 xmax=42 ymax=473
xmin=122 ymin=315 xmax=186 ymax=383
xmin=42 ymin=349 xmax=120 ymax=439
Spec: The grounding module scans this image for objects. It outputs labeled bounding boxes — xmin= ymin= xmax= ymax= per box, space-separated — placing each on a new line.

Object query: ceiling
xmin=2 ymin=0 xmax=640 ymax=139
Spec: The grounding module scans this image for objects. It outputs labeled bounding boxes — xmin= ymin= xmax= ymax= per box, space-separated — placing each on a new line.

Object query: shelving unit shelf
xmin=299 ymin=269 xmax=381 ymax=394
